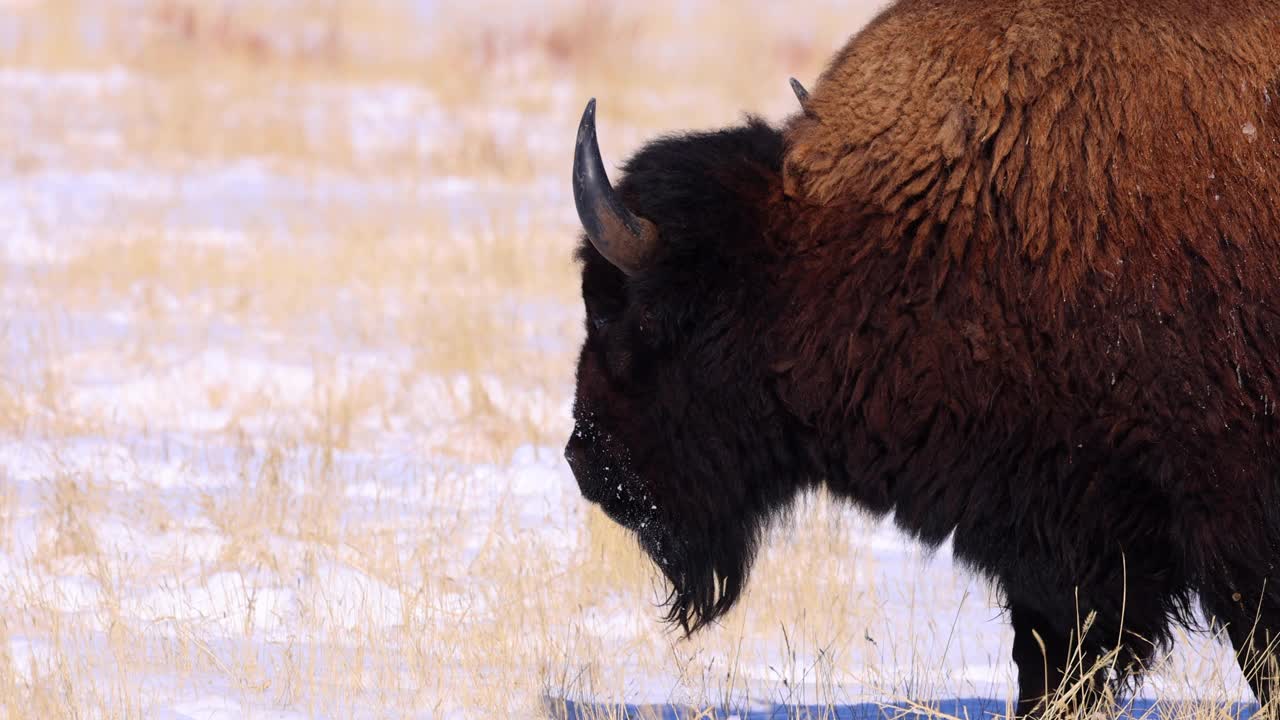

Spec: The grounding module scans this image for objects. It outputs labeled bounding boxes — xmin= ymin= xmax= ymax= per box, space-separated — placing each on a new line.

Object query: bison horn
xmin=789 ymin=77 xmax=810 ymax=105
xmin=572 ymin=99 xmax=659 ymax=275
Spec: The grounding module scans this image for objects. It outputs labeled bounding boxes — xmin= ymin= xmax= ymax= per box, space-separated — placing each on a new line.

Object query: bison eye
xmin=591 ymin=314 xmax=609 ymax=332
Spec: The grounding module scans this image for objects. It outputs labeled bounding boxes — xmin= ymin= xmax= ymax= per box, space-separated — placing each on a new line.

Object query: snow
xmin=154 ymin=696 xmax=312 ymax=720
xmin=0 ymin=66 xmax=132 ymax=92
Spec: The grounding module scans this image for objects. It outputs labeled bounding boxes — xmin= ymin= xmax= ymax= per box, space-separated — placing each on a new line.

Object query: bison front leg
xmin=1009 ymin=602 xmax=1106 ymax=717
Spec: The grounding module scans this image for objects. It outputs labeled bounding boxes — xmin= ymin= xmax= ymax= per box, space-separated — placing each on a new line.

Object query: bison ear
xmin=572 ymin=99 xmax=660 ymax=276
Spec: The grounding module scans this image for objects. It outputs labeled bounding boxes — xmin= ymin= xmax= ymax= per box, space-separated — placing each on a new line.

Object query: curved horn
xmin=572 ymin=99 xmax=658 ymax=275
xmin=789 ymin=77 xmax=810 ymax=105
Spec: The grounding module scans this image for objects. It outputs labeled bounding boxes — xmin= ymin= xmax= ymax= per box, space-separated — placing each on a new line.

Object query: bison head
xmin=564 ymin=100 xmax=812 ymax=633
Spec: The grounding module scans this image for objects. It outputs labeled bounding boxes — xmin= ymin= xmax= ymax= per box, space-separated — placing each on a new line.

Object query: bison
xmin=562 ymin=0 xmax=1280 ymax=713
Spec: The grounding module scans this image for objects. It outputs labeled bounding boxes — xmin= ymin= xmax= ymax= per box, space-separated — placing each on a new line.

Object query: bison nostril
xmin=564 ymin=437 xmax=588 ymax=474
xmin=565 ymin=434 xmax=608 ymax=506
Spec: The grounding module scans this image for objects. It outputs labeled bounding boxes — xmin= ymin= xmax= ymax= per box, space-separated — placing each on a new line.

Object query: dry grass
xmin=0 ymin=0 xmax=1266 ymax=718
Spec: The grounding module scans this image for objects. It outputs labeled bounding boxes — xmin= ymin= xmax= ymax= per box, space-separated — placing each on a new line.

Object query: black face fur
xmin=564 ymin=119 xmax=810 ymax=632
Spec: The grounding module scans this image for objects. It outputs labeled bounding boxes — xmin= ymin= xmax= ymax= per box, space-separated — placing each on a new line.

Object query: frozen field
xmin=0 ymin=1 xmax=1261 ymax=717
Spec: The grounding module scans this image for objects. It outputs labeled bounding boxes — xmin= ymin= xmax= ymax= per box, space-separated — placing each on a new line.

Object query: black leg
xmin=1011 ymin=603 xmax=1067 ymax=716
xmin=1010 ymin=602 xmax=1105 ymax=717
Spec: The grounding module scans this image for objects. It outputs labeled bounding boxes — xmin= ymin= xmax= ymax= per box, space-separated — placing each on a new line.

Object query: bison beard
xmin=654 ymin=513 xmax=753 ymax=635
xmin=566 ymin=0 xmax=1280 ymax=714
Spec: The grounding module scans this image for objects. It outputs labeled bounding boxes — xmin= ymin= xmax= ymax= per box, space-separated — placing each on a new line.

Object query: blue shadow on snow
xmin=545 ymin=697 xmax=1260 ymax=720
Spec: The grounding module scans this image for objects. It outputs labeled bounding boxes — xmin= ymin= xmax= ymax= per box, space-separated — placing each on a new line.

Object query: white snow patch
xmin=153 ymin=695 xmax=312 ymax=720
xmin=305 ymin=562 xmax=403 ymax=631
xmin=126 ymin=572 xmax=297 ymax=641
xmin=0 ymin=67 xmax=132 ymax=93
xmin=6 ymin=636 xmax=53 ymax=683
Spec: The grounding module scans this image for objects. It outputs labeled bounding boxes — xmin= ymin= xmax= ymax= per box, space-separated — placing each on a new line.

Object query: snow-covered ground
xmin=0 ymin=3 xmax=1262 ymax=718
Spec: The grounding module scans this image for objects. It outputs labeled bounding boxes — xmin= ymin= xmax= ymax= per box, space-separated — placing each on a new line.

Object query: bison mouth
xmin=564 ymin=425 xmax=654 ymax=527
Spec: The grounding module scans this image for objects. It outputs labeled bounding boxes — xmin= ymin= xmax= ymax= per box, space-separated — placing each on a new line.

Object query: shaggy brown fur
xmin=781 ymin=0 xmax=1280 ymax=707
xmin=566 ymin=0 xmax=1280 ymax=713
